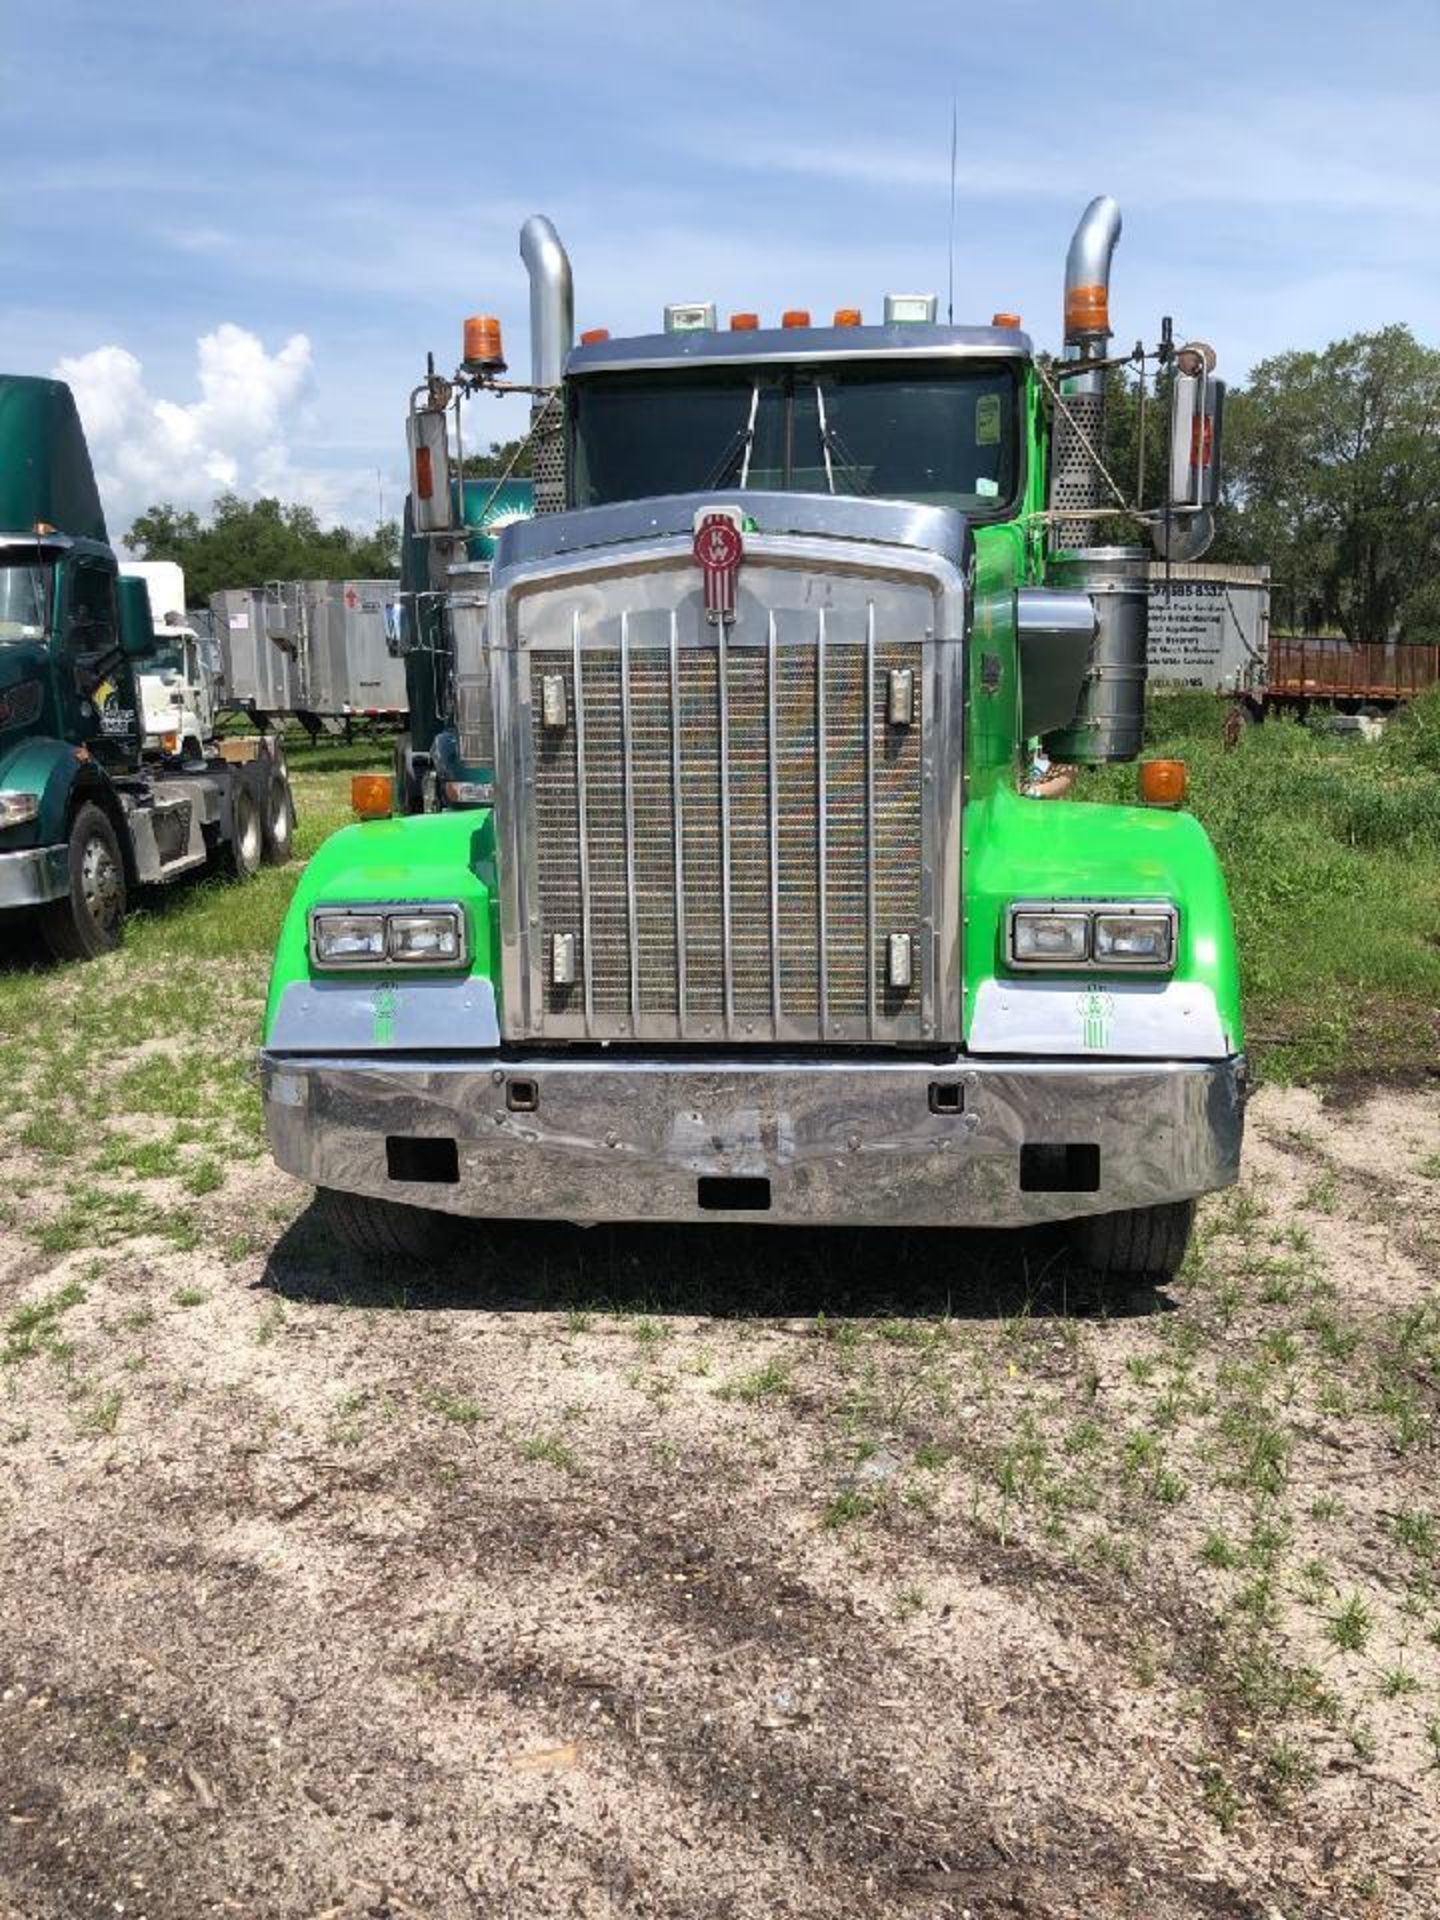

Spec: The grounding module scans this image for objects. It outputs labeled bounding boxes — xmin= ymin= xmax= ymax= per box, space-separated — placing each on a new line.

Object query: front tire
xmin=316 ymin=1188 xmax=460 ymax=1262
xmin=38 ymin=802 xmax=127 ymax=962
xmin=1068 ymin=1200 xmax=1195 ymax=1283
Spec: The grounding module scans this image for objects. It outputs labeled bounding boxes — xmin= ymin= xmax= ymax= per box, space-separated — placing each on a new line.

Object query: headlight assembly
xmin=309 ymin=904 xmax=468 ymax=970
xmin=0 ymin=790 xmax=41 ymax=828
xmin=1008 ymin=901 xmax=1177 ymax=974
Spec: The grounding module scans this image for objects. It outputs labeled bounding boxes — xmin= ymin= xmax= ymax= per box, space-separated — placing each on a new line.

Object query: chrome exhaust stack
xmin=1046 ymin=197 xmax=1149 ymax=763
xmin=1050 ymin=196 xmax=1121 ymax=548
xmin=519 ymin=216 xmax=574 ymax=514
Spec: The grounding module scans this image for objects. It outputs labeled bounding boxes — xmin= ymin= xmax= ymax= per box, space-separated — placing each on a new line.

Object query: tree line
xmin=127 ymin=328 xmax=1438 ymax=645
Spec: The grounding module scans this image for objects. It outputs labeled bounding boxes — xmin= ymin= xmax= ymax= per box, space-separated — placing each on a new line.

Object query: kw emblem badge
xmin=693 ymin=506 xmax=745 ymax=625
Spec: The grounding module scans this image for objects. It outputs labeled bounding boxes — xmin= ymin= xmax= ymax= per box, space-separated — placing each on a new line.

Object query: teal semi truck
xmin=0 ymin=376 xmax=294 ymax=959
xmin=261 ymin=198 xmax=1242 ymax=1279
xmin=393 ymin=473 xmax=533 ymax=812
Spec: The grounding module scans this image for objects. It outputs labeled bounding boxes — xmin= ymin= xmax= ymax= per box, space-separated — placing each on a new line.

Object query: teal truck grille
xmin=526 ymin=624 xmax=928 ymax=1043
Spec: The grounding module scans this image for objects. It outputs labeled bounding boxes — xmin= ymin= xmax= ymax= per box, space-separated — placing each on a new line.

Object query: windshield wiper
xmin=813 ymin=383 xmax=871 ymax=497
xmin=702 ymin=381 xmax=762 ymax=490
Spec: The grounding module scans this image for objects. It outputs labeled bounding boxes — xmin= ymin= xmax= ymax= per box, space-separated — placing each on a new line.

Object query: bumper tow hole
xmin=928 ymin=1081 xmax=964 ymax=1114
xmin=1019 ymin=1142 xmax=1100 ymax=1193
xmin=697 ymin=1176 xmax=771 ymax=1212
xmin=386 ymin=1135 xmax=460 ymax=1184
xmin=506 ymin=1079 xmax=539 ymax=1113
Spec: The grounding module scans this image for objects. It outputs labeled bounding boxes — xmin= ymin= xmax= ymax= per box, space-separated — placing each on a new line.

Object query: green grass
xmin=1086 ymin=687 xmax=1440 ymax=1080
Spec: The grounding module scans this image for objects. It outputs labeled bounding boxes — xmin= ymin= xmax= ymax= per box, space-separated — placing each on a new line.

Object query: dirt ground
xmin=3 ymin=1080 xmax=1440 ymax=1920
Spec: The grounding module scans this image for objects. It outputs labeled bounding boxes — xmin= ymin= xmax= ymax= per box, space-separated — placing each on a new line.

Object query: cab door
xmin=62 ymin=555 xmax=139 ymax=767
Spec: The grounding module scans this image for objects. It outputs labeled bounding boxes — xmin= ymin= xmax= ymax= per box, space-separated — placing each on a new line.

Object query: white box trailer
xmin=1146 ymin=563 xmax=1271 ymax=695
xmin=210 ymin=579 xmax=404 ymax=724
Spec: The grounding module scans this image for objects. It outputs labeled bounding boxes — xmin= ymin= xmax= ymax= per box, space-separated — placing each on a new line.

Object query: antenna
xmin=947 ymin=98 xmax=958 ymax=325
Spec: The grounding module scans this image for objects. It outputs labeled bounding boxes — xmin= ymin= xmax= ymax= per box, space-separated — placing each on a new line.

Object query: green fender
xmin=263 ymin=809 xmax=500 ymax=1046
xmin=0 ymin=736 xmax=88 ymax=850
xmin=963 ymin=787 xmax=1243 ymax=1053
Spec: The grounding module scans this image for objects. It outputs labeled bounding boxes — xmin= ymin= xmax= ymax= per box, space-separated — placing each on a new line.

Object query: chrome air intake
xmin=519 ymin=215 xmax=573 ymax=515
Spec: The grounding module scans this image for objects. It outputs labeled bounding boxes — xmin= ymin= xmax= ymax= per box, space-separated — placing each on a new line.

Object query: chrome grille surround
xmin=482 ymin=522 xmax=968 ymax=1045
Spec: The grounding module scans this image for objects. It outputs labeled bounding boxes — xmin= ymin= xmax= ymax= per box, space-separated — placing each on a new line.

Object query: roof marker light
xmin=883 ymin=293 xmax=938 ymax=325
xmin=781 ymin=309 xmax=811 ymax=329
xmin=729 ymin=312 xmax=759 ymax=331
xmin=833 ymin=307 xmax=862 ymax=327
xmin=580 ymin=327 xmax=610 ymax=345
xmin=992 ymin=311 xmax=1022 ymax=330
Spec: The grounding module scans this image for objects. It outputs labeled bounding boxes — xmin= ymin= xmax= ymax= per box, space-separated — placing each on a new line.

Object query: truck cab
xmin=0 ymin=375 xmax=294 ymax=959
xmin=261 ymin=202 xmax=1241 ymax=1281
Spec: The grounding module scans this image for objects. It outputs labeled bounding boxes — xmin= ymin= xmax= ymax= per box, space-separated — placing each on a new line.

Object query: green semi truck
xmin=261 ymin=198 xmax=1243 ymax=1279
xmin=0 ymin=376 xmax=294 ymax=959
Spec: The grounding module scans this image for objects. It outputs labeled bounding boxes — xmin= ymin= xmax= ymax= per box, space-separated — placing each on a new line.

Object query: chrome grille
xmin=526 ymin=615 xmax=929 ymax=1043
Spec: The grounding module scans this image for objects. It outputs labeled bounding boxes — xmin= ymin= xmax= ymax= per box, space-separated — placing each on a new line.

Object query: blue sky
xmin=7 ymin=0 xmax=1439 ymax=539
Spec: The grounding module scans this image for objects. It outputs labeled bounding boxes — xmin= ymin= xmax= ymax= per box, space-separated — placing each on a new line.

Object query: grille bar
xmin=669 ymin=610 xmax=688 ymax=1027
xmin=620 ymin=610 xmax=640 ymax=1021
xmin=571 ymin=609 xmax=595 ymax=1027
xmin=865 ymin=599 xmax=876 ymax=1040
xmin=718 ymin=621 xmax=735 ymax=1036
xmin=816 ymin=608 xmax=829 ymax=1035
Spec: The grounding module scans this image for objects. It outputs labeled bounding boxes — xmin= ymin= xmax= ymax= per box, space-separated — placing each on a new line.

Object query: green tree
xmin=461 ymin=436 xmax=533 ymax=480
xmin=125 ymin=494 xmax=400 ymax=604
xmin=1220 ymin=327 xmax=1440 ymax=641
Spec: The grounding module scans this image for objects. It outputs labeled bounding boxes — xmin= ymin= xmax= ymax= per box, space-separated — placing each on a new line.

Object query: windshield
xmin=570 ymin=359 xmax=1022 ymax=515
xmin=0 ymin=558 xmax=52 ymax=646
xmin=148 ymin=640 xmax=184 ymax=674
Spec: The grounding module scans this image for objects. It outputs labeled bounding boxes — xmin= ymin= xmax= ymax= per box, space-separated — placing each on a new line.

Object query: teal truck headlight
xmin=309 ymin=904 xmax=468 ymax=970
xmin=1008 ymin=901 xmax=1176 ymax=974
xmin=0 ymin=790 xmax=40 ymax=828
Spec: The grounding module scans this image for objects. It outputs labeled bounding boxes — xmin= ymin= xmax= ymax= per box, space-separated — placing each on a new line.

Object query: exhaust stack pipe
xmin=519 ymin=216 xmax=574 ymax=513
xmin=1046 ymin=197 xmax=1149 ymax=765
xmin=1050 ymin=195 xmax=1122 ymax=548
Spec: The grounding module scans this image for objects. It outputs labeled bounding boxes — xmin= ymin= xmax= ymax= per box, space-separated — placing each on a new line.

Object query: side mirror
xmin=1153 ymin=345 xmax=1223 ymax=561
xmin=408 ymin=404 xmax=456 ymax=534
xmin=1167 ymin=347 xmax=1224 ymax=511
xmin=117 ymin=576 xmax=158 ymax=659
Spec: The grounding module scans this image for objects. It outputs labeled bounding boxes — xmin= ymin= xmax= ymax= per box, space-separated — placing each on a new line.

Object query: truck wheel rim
xmin=241 ymin=801 xmax=262 ymax=865
xmin=81 ymin=837 xmax=122 ymax=929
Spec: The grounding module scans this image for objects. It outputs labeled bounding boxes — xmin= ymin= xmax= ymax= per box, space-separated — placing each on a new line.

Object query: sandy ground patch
xmin=2 ymin=1082 xmax=1440 ymax=1919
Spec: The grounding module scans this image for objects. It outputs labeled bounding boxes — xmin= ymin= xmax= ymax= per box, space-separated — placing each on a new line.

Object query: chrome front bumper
xmin=261 ymin=1051 xmax=1245 ymax=1229
xmin=0 ymin=843 xmax=69 ymax=911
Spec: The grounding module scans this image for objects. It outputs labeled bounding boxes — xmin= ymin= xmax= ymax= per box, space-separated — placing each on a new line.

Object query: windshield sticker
xmin=975 ymin=476 xmax=1000 ymax=498
xmin=975 ymin=394 xmax=1001 ymax=446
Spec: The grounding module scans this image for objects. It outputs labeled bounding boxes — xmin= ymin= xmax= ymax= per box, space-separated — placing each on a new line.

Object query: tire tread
xmin=317 ymin=1187 xmax=458 ymax=1262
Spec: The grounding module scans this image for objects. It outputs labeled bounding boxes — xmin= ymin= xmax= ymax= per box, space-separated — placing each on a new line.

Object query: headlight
xmin=1093 ymin=909 xmax=1176 ymax=968
xmin=1008 ymin=901 xmax=1177 ymax=973
xmin=0 ymin=790 xmax=40 ymax=828
xmin=309 ymin=903 xmax=468 ymax=969
xmin=387 ymin=910 xmax=464 ymax=963
xmin=1010 ymin=909 xmax=1090 ymax=966
xmin=311 ymin=911 xmax=387 ymax=965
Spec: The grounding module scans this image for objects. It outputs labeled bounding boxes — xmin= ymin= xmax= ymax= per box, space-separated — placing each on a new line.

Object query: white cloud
xmin=52 ymin=324 xmax=341 ymax=538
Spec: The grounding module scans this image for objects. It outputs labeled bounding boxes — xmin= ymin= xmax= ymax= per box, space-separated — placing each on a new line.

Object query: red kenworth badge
xmin=693 ymin=507 xmax=745 ymax=625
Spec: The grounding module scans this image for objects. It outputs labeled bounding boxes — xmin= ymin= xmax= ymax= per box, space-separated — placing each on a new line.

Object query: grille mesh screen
xmin=529 ymin=632 xmax=925 ymax=1039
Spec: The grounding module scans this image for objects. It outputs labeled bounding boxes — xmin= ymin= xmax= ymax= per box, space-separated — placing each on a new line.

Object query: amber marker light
xmin=992 ymin=311 xmax=1022 ymax=329
xmin=833 ymin=308 xmax=862 ymax=327
xmin=729 ymin=312 xmax=759 ymax=331
xmin=351 ymin=773 xmax=393 ymax=820
xmin=1139 ymin=759 xmax=1187 ymax=808
xmin=580 ymin=327 xmax=610 ymax=345
xmin=462 ymin=314 xmax=504 ymax=370
xmin=781 ymin=309 xmax=811 ymax=329
xmin=1064 ymin=283 xmax=1109 ymax=337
